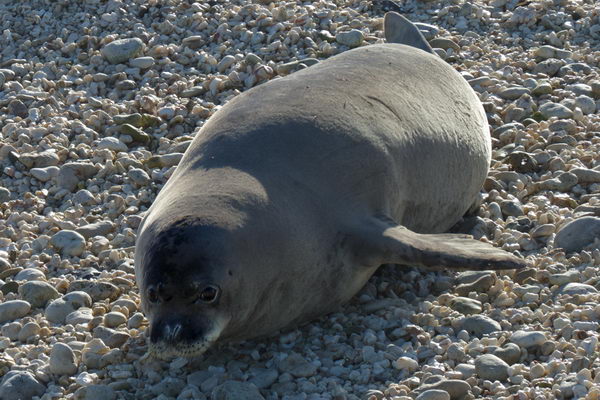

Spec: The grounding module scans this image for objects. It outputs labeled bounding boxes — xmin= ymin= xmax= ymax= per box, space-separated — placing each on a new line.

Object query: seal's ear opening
xmin=350 ymin=215 xmax=527 ymax=271
xmin=384 ymin=11 xmax=434 ymax=54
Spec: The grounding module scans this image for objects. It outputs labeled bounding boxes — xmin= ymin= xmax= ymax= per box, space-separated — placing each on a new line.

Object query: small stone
xmin=554 ymin=217 xmax=600 ymax=253
xmin=500 ymin=200 xmax=524 ymax=217
xmin=18 ymin=321 xmax=40 ymax=341
xmin=510 ymin=330 xmax=546 ymax=348
xmin=0 ymin=300 xmax=31 ymax=323
xmin=104 ymin=311 xmax=127 ymax=328
xmin=539 ymin=102 xmax=573 ymax=119
xmin=58 ymin=162 xmax=99 ymax=192
xmin=127 ymin=312 xmax=144 ymax=329
xmin=461 ymin=315 xmax=501 ymax=338
xmin=14 ymin=268 xmax=45 ymax=281
xmin=493 ymin=343 xmax=521 ymax=365
xmin=50 ymin=230 xmax=86 ymax=257
xmin=498 ymin=87 xmax=530 ymax=100
xmin=68 ymin=280 xmax=120 ymax=302
xmin=74 ymin=384 xmax=116 ymax=400
xmin=18 ymin=281 xmax=60 ymax=308
xmin=73 ymin=189 xmax=97 ymax=206
xmin=128 ymin=168 xmax=151 ymax=186
xmin=575 ymin=95 xmax=596 ymax=115
xmin=0 ymin=187 xmax=10 ymax=203
xmin=249 ymin=368 xmax=279 ymax=389
xmin=394 ymin=356 xmax=419 ymax=371
xmin=30 ymin=166 xmax=59 ymax=182
xmin=97 ymin=137 xmax=128 ymax=152
xmin=211 ymin=381 xmax=265 ymax=400
xmin=217 ymin=55 xmax=236 ymax=73
xmin=50 ymin=343 xmax=78 ymax=375
xmin=549 ymin=270 xmax=579 ymax=286
xmin=129 ymin=56 xmax=154 ymax=69
xmin=532 ymin=82 xmax=553 ymax=96
xmin=277 ymin=353 xmax=317 ymax=377
xmin=558 ymin=282 xmax=598 ymax=296
xmin=101 ymin=38 xmax=144 ymax=64
xmin=0 ymin=371 xmax=46 ymax=400
xmin=66 ymin=308 xmax=93 ymax=325
xmin=76 ymin=221 xmax=115 ymax=239
xmin=417 ymin=380 xmax=471 ymax=400
xmin=430 ymin=38 xmax=460 ymax=52
xmin=8 ymin=100 xmax=28 ymax=118
xmin=449 ymin=297 xmax=482 ymax=314
xmin=475 ymin=354 xmax=509 ymax=381
xmin=182 ymin=35 xmax=204 ymax=49
xmin=416 ymin=389 xmax=450 ymax=400
xmin=336 ymin=30 xmax=364 ymax=47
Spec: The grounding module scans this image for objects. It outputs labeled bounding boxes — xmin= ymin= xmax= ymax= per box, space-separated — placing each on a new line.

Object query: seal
xmin=134 ymin=12 xmax=527 ymax=358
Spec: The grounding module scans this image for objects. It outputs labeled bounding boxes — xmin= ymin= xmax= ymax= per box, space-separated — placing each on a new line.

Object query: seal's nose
xmin=149 ymin=315 xmax=207 ymax=345
xmin=150 ymin=317 xmax=184 ymax=344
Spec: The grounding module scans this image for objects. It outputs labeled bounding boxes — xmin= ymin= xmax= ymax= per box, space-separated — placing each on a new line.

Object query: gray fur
xmin=135 ymin=17 xmax=525 ymax=358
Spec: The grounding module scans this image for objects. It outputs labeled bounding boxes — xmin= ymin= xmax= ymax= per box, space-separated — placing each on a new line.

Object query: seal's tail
xmin=384 ymin=12 xmax=434 ymax=54
xmin=349 ymin=215 xmax=527 ymax=271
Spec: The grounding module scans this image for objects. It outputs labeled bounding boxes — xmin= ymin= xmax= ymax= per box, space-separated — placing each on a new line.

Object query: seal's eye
xmin=198 ymin=285 xmax=220 ymax=304
xmin=147 ymin=286 xmax=159 ymax=304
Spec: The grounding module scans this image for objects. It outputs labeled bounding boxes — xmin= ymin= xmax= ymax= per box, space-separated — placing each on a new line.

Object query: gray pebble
xmin=50 ymin=343 xmax=78 ymax=375
xmin=510 ymin=330 xmax=546 ymax=348
xmin=461 ymin=315 xmax=501 ymax=338
xmin=0 ymin=300 xmax=31 ymax=323
xmin=30 ymin=166 xmax=59 ymax=182
xmin=558 ymin=282 xmax=598 ymax=296
xmin=76 ymin=221 xmax=116 ymax=239
xmin=0 ymin=371 xmax=46 ymax=400
xmin=101 ymin=38 xmax=144 ymax=64
xmin=50 ymin=230 xmax=86 ymax=257
xmin=554 ymin=217 xmax=600 ymax=253
xmin=416 ymin=389 xmax=450 ymax=400
xmin=211 ymin=381 xmax=265 ymax=400
xmin=74 ymin=384 xmax=116 ymax=400
xmin=277 ymin=353 xmax=317 ymax=378
xmin=336 ymin=30 xmax=364 ymax=48
xmin=539 ymin=102 xmax=573 ymax=119
xmin=493 ymin=343 xmax=522 ymax=365
xmin=475 ymin=354 xmax=509 ymax=381
xmin=128 ymin=168 xmax=151 ymax=186
xmin=18 ymin=281 xmax=60 ymax=308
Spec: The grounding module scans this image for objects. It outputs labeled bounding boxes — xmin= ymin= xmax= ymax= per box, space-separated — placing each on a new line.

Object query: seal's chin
xmin=148 ymin=315 xmax=229 ymax=359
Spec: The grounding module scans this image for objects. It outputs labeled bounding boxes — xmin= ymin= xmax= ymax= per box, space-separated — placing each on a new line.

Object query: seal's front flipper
xmin=351 ymin=217 xmax=526 ymax=271
xmin=384 ymin=12 xmax=434 ymax=54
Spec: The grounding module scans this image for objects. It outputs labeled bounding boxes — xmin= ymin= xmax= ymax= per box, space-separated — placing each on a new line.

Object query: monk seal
xmin=135 ymin=12 xmax=526 ymax=358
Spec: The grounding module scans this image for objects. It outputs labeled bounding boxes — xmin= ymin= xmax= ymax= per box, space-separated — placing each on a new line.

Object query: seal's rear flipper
xmin=351 ymin=217 xmax=526 ymax=271
xmin=384 ymin=12 xmax=434 ymax=54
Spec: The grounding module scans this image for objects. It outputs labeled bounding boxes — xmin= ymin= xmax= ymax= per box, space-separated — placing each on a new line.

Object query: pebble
xmin=101 ymin=38 xmax=144 ymax=64
xmin=18 ymin=281 xmax=60 ymax=308
xmin=336 ymin=30 xmax=364 ymax=48
xmin=539 ymin=102 xmax=573 ymax=119
xmin=554 ymin=217 xmax=600 ymax=253
xmin=50 ymin=343 xmax=78 ymax=375
xmin=129 ymin=56 xmax=154 ymax=69
xmin=50 ymin=230 xmax=86 ymax=257
xmin=211 ymin=381 xmax=265 ymax=400
xmin=475 ymin=354 xmax=509 ymax=381
xmin=449 ymin=297 xmax=482 ymax=314
xmin=416 ymin=389 xmax=451 ymax=400
xmin=558 ymin=283 xmax=598 ymax=296
xmin=0 ymin=371 xmax=46 ymax=400
xmin=104 ymin=311 xmax=127 ymax=328
xmin=0 ymin=300 xmax=31 ymax=323
xmin=76 ymin=221 xmax=115 ymax=239
xmin=97 ymin=137 xmax=128 ymax=152
xmin=128 ymin=168 xmax=151 ymax=186
xmin=277 ymin=353 xmax=317 ymax=378
xmin=74 ymin=384 xmax=116 ymax=400
xmin=30 ymin=166 xmax=59 ymax=182
xmin=510 ymin=330 xmax=546 ymax=348
xmin=493 ymin=343 xmax=521 ymax=365
xmin=14 ymin=268 xmax=45 ymax=281
xmin=460 ymin=315 xmax=501 ymax=337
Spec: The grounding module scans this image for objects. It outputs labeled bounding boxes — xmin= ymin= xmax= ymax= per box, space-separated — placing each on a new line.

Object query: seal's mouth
xmin=148 ymin=315 xmax=229 ymax=359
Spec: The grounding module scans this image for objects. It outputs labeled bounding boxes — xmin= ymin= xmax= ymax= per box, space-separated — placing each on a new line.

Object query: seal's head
xmin=136 ymin=220 xmax=234 ymax=358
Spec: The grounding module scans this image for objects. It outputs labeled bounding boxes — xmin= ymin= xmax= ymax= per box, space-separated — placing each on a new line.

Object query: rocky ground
xmin=0 ymin=0 xmax=600 ymax=399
